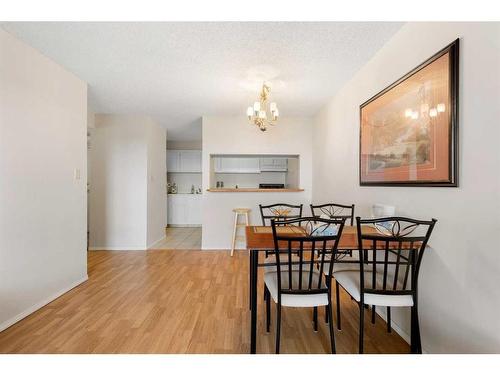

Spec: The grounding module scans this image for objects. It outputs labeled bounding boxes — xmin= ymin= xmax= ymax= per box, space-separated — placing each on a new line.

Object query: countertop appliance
xmin=259 ymin=183 xmax=285 ymax=189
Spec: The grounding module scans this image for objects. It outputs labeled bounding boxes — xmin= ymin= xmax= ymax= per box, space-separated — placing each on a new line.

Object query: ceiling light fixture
xmin=246 ymin=83 xmax=279 ymax=132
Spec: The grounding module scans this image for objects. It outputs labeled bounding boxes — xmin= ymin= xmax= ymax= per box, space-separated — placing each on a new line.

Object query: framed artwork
xmin=359 ymin=39 xmax=459 ymax=187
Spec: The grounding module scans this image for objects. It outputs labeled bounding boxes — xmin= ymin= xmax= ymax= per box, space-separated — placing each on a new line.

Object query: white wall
xmin=312 ymin=22 xmax=500 ymax=353
xmin=202 ymin=116 xmax=313 ymax=249
xmin=89 ymin=114 xmax=166 ymax=250
xmin=87 ymin=108 xmax=95 ymax=129
xmin=87 ymin=108 xmax=95 ymax=237
xmin=147 ymin=121 xmax=167 ymax=247
xmin=0 ymin=29 xmax=88 ymax=331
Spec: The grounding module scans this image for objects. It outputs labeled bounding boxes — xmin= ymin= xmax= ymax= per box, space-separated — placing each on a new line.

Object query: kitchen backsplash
xmin=167 ymin=172 xmax=202 ymax=194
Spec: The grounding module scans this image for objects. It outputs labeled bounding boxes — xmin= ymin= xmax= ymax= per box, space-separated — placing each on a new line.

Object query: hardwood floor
xmin=0 ymin=250 xmax=410 ymax=354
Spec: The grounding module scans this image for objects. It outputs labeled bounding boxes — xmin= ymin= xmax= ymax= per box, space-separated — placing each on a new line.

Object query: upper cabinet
xmin=167 ymin=150 xmax=180 ymax=172
xmin=259 ymin=157 xmax=288 ymax=172
xmin=214 ymin=157 xmax=261 ymax=173
xmin=167 ymin=150 xmax=202 ymax=173
xmin=213 ymin=156 xmax=288 ymax=173
xmin=179 ymin=150 xmax=202 ymax=172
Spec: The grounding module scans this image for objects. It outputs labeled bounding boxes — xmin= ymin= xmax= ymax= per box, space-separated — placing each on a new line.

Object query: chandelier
xmin=246 ymin=83 xmax=279 ymax=131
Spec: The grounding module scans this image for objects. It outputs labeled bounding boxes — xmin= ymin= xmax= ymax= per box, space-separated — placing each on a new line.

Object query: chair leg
xmin=371 ymin=305 xmax=376 ymax=324
xmin=411 ymin=304 xmax=422 ymax=354
xmin=335 ymin=281 xmax=341 ymax=330
xmin=327 ymin=302 xmax=336 ymax=354
xmin=387 ymin=307 xmax=392 ymax=333
xmin=276 ymin=304 xmax=282 ymax=354
xmin=249 ymin=252 xmax=253 ymax=310
xmin=359 ymin=302 xmax=365 ymax=354
xmin=313 ymin=306 xmax=318 ymax=332
xmin=265 ymin=286 xmax=271 ymax=333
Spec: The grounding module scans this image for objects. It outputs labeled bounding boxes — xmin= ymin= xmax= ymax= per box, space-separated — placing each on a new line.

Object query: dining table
xmin=245 ymin=224 xmax=423 ymax=354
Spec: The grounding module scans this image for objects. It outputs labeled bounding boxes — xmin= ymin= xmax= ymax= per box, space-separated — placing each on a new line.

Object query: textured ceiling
xmin=1 ymin=22 xmax=403 ymax=140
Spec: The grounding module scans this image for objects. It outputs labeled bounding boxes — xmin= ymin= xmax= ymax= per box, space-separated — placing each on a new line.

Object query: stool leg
xmin=231 ymin=213 xmax=238 ymax=256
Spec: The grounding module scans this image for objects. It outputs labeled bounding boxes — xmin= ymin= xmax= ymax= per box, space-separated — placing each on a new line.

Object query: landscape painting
xmin=359 ymin=40 xmax=459 ymax=186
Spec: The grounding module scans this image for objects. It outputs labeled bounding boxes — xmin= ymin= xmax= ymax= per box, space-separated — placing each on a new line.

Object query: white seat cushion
xmin=322 ymin=251 xmax=360 ymax=275
xmin=332 ymin=270 xmax=414 ymax=307
xmin=264 ymin=270 xmax=329 ymax=307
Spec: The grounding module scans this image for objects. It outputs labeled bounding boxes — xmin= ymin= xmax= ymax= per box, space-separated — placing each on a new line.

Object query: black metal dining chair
xmin=332 ymin=216 xmax=437 ymax=353
xmin=259 ymin=203 xmax=304 ymax=304
xmin=310 ymin=203 xmax=355 ymax=225
xmin=310 ymin=203 xmax=356 ymax=325
xmin=260 ymin=203 xmax=303 ymax=225
xmin=259 ymin=203 xmax=303 ymax=260
xmin=265 ymin=216 xmax=346 ymax=353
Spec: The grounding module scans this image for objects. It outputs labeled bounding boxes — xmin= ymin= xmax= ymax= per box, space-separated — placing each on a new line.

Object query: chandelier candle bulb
xmin=429 ymin=108 xmax=438 ymax=117
xmin=437 ymin=103 xmax=446 ymax=112
xmin=247 ymin=83 xmax=279 ymax=131
xmin=404 ymin=108 xmax=413 ymax=118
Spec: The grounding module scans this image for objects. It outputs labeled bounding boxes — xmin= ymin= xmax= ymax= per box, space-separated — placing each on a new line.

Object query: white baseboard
xmin=88 ymin=247 xmax=146 ymax=251
xmin=0 ymin=275 xmax=88 ymax=333
xmin=147 ymin=235 xmax=166 ymax=249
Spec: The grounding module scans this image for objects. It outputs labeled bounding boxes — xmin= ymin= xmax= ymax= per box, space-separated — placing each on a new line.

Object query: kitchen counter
xmin=206 ymin=188 xmax=304 ymax=192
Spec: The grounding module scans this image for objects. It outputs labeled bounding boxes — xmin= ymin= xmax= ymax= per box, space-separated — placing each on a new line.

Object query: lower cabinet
xmin=167 ymin=194 xmax=202 ymax=226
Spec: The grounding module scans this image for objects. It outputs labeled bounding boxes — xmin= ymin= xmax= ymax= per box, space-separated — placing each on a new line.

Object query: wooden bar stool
xmin=231 ymin=208 xmax=250 ymax=256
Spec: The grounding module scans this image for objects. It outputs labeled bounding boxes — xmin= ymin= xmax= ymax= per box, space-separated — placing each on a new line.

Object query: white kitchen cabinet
xmin=214 ymin=157 xmax=235 ymax=172
xmin=167 ymin=195 xmax=183 ymax=224
xmin=187 ymin=195 xmax=202 ymax=224
xmin=167 ymin=194 xmax=202 ymax=226
xmin=240 ymin=158 xmax=261 ymax=173
xmin=179 ymin=150 xmax=202 ymax=172
xmin=260 ymin=157 xmax=288 ymax=171
xmin=214 ymin=156 xmax=260 ymax=173
xmin=167 ymin=150 xmax=201 ymax=173
xmin=167 ymin=150 xmax=181 ymax=172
